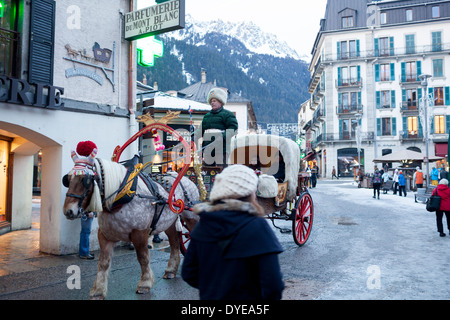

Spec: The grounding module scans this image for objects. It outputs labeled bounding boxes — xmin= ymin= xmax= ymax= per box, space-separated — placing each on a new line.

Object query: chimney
xmin=153 ymin=81 xmax=158 ymax=91
xmin=201 ymin=68 xmax=207 ymax=84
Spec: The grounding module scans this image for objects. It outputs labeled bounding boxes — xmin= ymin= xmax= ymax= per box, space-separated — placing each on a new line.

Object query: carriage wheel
xmin=179 ymin=218 xmax=191 ymax=256
xmin=292 ymin=192 xmax=314 ymax=246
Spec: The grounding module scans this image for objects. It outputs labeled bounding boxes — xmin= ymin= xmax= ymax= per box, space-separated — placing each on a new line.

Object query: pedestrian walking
xmin=398 ymin=171 xmax=407 ymax=197
xmin=439 ymin=167 xmax=448 ymax=181
xmin=372 ymin=166 xmax=382 ymax=199
xmin=381 ymin=170 xmax=391 ymax=194
xmin=431 ymin=167 xmax=440 ymax=186
xmin=311 ymin=164 xmax=318 ymax=187
xmin=393 ymin=168 xmax=399 ymax=195
xmin=79 ymin=212 xmax=95 ymax=259
xmin=332 ymin=166 xmax=339 ymax=180
xmin=431 ymin=179 xmax=450 ymax=237
xmin=181 ymin=165 xmax=284 ymax=300
xmin=413 ymin=167 xmax=424 ymax=189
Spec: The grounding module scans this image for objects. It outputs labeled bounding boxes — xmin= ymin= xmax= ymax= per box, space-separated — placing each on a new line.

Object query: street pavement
xmin=0 ymin=179 xmax=449 ymax=300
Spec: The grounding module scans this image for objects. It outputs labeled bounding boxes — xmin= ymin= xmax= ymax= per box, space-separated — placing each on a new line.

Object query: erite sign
xmin=124 ymin=0 xmax=185 ymax=41
xmin=0 ymin=76 xmax=64 ymax=109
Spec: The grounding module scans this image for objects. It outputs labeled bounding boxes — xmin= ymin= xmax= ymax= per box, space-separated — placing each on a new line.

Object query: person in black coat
xmin=181 ymin=165 xmax=284 ymax=300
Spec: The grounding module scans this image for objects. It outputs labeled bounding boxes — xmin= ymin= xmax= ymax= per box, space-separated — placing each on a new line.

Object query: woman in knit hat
xmin=201 ymin=87 xmax=238 ymax=167
xmin=181 ymin=165 xmax=284 ymax=300
xmin=433 ymin=179 xmax=450 ymax=237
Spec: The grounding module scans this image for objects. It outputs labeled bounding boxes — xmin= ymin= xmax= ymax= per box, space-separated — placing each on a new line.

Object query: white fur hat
xmin=209 ymin=165 xmax=258 ymax=202
xmin=207 ymin=87 xmax=228 ymax=105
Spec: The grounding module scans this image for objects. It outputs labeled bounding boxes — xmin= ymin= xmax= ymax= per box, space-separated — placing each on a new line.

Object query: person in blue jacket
xmin=431 ymin=167 xmax=440 ymax=186
xmin=181 ymin=165 xmax=284 ymax=300
xmin=398 ymin=171 xmax=407 ymax=197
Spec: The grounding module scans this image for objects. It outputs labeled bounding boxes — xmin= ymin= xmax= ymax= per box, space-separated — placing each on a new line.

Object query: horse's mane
xmin=95 ymin=158 xmax=127 ymax=211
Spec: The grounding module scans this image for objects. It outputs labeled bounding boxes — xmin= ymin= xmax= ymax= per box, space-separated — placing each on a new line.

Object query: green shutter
xmin=416 ymin=60 xmax=422 ymax=81
xmin=377 ymin=118 xmax=381 ymax=136
xmin=338 ymin=67 xmax=341 ymax=86
xmin=390 ymin=63 xmax=395 ymax=81
xmin=375 ymin=64 xmax=380 ymax=82
xmin=446 ymin=115 xmax=450 ymax=131
xmin=391 ymin=90 xmax=396 ymax=108
xmin=376 ymin=91 xmax=381 ymax=108
xmin=389 ymin=37 xmax=395 ymax=56
xmin=401 ymin=62 xmax=406 ymax=82
xmin=445 ymin=87 xmax=450 ymax=106
xmin=356 ymin=40 xmax=360 ymax=57
xmin=374 ymin=38 xmax=379 ymax=57
xmin=29 ymin=0 xmax=55 ymax=85
xmin=339 ymin=119 xmax=343 ymax=139
xmin=337 ymin=42 xmax=340 ymax=59
xmin=402 ymin=117 xmax=407 ymax=138
xmin=392 ymin=117 xmax=397 ymax=136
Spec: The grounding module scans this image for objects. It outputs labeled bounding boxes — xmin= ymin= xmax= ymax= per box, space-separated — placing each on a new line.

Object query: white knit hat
xmin=207 ymin=87 xmax=228 ymax=105
xmin=209 ymin=165 xmax=259 ymax=202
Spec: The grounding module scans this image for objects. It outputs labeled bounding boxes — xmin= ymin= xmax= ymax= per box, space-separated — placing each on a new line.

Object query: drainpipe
xmin=127 ymin=0 xmax=138 ymax=156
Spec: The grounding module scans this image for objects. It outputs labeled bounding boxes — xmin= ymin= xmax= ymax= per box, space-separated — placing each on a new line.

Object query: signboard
xmin=125 ymin=0 xmax=185 ymax=41
xmin=267 ymin=123 xmax=298 ymax=137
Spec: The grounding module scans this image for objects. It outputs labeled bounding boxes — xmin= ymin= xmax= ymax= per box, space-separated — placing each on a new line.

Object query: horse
xmin=62 ymin=149 xmax=199 ymax=300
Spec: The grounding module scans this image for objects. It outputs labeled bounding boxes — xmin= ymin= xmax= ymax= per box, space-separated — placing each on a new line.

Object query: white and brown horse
xmin=62 ymin=149 xmax=199 ymax=300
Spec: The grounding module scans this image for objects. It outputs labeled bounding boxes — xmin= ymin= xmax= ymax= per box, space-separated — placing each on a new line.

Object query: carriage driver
xmin=201 ymin=87 xmax=238 ymax=167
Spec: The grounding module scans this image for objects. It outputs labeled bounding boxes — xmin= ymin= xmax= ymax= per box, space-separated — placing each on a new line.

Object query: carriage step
xmin=279 ymin=228 xmax=291 ymax=234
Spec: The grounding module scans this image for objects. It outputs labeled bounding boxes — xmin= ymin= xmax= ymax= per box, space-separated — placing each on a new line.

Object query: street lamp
xmin=419 ymin=73 xmax=432 ymax=187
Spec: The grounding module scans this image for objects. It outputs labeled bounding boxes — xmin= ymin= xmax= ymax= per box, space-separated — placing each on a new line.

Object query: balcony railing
xmin=336 ymin=78 xmax=363 ymax=88
xmin=400 ymin=74 xmax=420 ymax=83
xmin=399 ymin=102 xmax=419 ymax=113
xmin=0 ymin=27 xmax=20 ymax=78
xmin=325 ymin=131 xmax=375 ymax=142
xmin=336 ymin=104 xmax=363 ymax=115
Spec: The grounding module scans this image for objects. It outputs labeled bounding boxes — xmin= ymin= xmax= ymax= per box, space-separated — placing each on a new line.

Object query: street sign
xmin=124 ymin=0 xmax=185 ymax=41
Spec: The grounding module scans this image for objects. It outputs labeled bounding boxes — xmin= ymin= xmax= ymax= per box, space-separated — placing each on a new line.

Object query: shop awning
xmin=435 ymin=143 xmax=448 ymax=157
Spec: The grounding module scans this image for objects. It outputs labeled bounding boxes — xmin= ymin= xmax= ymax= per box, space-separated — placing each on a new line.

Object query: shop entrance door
xmin=0 ymin=139 xmax=10 ymax=224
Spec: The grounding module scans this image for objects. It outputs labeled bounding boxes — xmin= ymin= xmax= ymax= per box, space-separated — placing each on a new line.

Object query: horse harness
xmin=64 ymin=156 xmax=193 ymax=230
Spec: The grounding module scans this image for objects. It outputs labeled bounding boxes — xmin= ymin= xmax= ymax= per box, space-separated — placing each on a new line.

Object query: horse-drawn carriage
xmin=62 ymin=116 xmax=313 ymax=299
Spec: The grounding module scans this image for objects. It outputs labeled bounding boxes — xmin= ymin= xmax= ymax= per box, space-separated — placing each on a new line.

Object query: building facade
xmin=304 ymin=0 xmax=450 ymax=178
xmin=0 ymin=0 xmax=138 ymax=255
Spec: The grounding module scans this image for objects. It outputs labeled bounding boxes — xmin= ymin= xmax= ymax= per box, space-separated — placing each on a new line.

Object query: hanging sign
xmin=124 ymin=0 xmax=185 ymax=41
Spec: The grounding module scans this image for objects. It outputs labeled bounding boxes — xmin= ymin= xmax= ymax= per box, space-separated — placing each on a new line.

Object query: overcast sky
xmin=185 ymin=0 xmax=328 ymax=58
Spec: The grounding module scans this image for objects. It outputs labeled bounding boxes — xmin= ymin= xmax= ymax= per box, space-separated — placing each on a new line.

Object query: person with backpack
xmin=371 ymin=166 xmax=382 ymax=199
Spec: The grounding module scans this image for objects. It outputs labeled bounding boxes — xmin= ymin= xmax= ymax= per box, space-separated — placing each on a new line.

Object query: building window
xmin=342 ymin=16 xmax=354 ymax=28
xmin=380 ymin=12 xmax=387 ymax=24
xmin=405 ymin=61 xmax=417 ymax=82
xmin=405 ymin=89 xmax=418 ymax=109
xmin=405 ymin=34 xmax=415 ymax=54
xmin=339 ymin=40 xmax=359 ymax=59
xmin=434 ymin=87 xmax=444 ymax=105
xmin=434 ymin=115 xmax=445 ymax=134
xmin=406 ymin=9 xmax=413 ymax=22
xmin=380 ymin=64 xmax=391 ymax=81
xmin=433 ymin=59 xmax=444 ymax=77
xmin=379 ymin=37 xmax=390 ymax=56
xmin=381 ymin=91 xmax=391 ymax=108
xmin=432 ymin=6 xmax=440 ymax=18
xmin=381 ymin=118 xmax=392 ymax=136
xmin=407 ymin=116 xmax=419 ymax=136
xmin=0 ymin=0 xmax=20 ymax=78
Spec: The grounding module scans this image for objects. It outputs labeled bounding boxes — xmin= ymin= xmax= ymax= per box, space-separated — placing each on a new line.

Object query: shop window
xmin=0 ymin=0 xmax=20 ymax=78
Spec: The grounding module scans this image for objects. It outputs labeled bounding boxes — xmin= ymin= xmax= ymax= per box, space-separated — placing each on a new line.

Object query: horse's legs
xmin=163 ymin=221 xmax=181 ymax=279
xmin=130 ymin=229 xmax=154 ymax=294
xmin=90 ymin=230 xmax=115 ymax=300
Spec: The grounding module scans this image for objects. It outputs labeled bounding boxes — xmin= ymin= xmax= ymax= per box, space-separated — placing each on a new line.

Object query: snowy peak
xmin=165 ymin=15 xmax=303 ymax=60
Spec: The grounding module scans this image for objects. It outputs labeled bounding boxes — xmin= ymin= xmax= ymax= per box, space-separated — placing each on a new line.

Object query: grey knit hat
xmin=209 ymin=165 xmax=259 ymax=202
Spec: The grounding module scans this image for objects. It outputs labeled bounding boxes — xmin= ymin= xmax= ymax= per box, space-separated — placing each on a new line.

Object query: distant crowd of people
xmin=368 ymin=165 xmax=450 ymax=238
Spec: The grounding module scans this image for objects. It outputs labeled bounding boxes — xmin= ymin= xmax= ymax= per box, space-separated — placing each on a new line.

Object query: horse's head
xmin=63 ymin=145 xmax=102 ymax=220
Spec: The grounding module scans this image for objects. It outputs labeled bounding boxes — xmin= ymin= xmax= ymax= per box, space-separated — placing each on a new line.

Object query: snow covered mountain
xmin=166 ymin=15 xmax=305 ymax=61
xmin=138 ymin=15 xmax=311 ymax=124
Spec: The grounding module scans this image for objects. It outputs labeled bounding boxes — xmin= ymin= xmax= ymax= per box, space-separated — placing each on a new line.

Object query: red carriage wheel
xmin=292 ymin=192 xmax=314 ymax=246
xmin=179 ymin=218 xmax=191 ymax=256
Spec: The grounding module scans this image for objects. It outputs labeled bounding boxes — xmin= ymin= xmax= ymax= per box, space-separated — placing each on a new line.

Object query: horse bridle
xmin=62 ymin=169 xmax=96 ymax=219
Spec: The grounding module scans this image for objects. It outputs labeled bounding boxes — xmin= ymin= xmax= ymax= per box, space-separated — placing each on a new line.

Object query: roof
xmin=138 ymin=91 xmax=211 ymax=112
xmin=178 ymin=81 xmax=251 ymax=104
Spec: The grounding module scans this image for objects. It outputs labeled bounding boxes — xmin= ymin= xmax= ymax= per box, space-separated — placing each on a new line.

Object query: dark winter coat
xmin=434 ymin=184 xmax=450 ymax=211
xmin=201 ymin=107 xmax=238 ymax=151
xmin=181 ymin=199 xmax=284 ymax=300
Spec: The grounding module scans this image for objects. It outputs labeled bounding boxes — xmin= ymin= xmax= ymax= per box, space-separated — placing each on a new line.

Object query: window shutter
xmin=377 ymin=118 xmax=381 ymax=136
xmin=29 ymin=0 xmax=55 ymax=85
xmin=392 ymin=117 xmax=397 ymax=136
xmin=337 ymin=42 xmax=340 ymax=60
xmin=401 ymin=62 xmax=406 ymax=82
xmin=416 ymin=60 xmax=422 ymax=81
xmin=445 ymin=87 xmax=450 ymax=106
xmin=446 ymin=115 xmax=450 ymax=131
xmin=391 ymin=90 xmax=396 ymax=107
xmin=402 ymin=117 xmax=407 ymax=138
xmin=376 ymin=91 xmax=381 ymax=108
xmin=375 ymin=64 xmax=380 ymax=82
xmin=389 ymin=37 xmax=394 ymax=55
xmin=356 ymin=40 xmax=360 ymax=57
xmin=390 ymin=63 xmax=395 ymax=81
xmin=374 ymin=38 xmax=379 ymax=57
